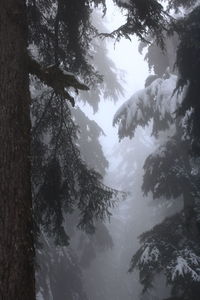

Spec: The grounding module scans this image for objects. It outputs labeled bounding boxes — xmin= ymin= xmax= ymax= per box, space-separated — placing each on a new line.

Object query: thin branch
xmin=32 ymin=91 xmax=54 ymax=135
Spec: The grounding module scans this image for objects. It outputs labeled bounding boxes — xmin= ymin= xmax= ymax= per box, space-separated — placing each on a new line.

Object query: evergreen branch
xmin=99 ymin=25 xmax=150 ymax=44
xmin=27 ymin=55 xmax=89 ymax=106
xmin=32 ymin=91 xmax=54 ymax=135
xmin=53 ymin=98 xmax=65 ymax=157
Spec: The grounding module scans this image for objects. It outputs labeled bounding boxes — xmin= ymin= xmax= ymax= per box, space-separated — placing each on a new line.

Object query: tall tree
xmin=0 ymin=0 xmax=124 ymax=297
xmin=2 ymin=0 xmax=196 ymax=298
xmin=0 ymin=1 xmax=35 ymax=298
xmin=113 ymin=2 xmax=200 ymax=294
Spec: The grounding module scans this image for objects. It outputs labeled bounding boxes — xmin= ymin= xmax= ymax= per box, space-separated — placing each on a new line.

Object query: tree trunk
xmin=0 ymin=0 xmax=35 ymax=299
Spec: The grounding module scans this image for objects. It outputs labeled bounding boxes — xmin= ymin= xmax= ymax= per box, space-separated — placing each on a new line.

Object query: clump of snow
xmin=170 ymin=249 xmax=200 ymax=282
xmin=113 ymin=88 xmax=150 ymax=128
xmin=37 ymin=291 xmax=44 ymax=300
xmin=171 ymin=256 xmax=200 ymax=281
xmin=152 ymin=144 xmax=167 ymax=158
xmin=155 ymin=74 xmax=182 ymax=118
xmin=140 ymin=244 xmax=160 ymax=265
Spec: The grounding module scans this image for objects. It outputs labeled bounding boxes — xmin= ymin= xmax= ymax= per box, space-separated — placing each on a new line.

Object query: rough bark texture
xmin=0 ymin=0 xmax=35 ymax=299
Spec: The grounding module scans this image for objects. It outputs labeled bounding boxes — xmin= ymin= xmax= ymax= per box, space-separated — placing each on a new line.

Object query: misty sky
xmin=79 ymin=0 xmax=150 ymax=157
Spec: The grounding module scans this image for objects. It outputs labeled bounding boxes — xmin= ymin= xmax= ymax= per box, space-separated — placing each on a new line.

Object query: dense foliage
xmin=114 ymin=2 xmax=200 ymax=296
xmin=26 ymin=0 xmax=125 ymax=248
xmin=27 ymin=2 xmax=125 ymax=298
xmin=4 ymin=0 xmax=200 ymax=298
xmin=31 ymin=83 xmax=119 ymax=244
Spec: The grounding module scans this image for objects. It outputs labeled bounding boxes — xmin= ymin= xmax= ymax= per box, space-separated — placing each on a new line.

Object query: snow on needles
xmin=140 ymin=245 xmax=160 ymax=265
xmin=170 ymin=249 xmax=200 ymax=282
xmin=113 ymin=74 xmax=184 ymax=139
xmin=138 ymin=245 xmax=200 ymax=283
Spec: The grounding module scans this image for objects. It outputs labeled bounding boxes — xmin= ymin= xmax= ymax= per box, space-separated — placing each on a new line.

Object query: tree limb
xmin=27 ymin=55 xmax=89 ymax=106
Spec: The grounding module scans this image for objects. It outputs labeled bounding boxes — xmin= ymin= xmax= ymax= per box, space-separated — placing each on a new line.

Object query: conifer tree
xmin=0 ymin=1 xmax=35 ymax=298
xmin=2 ymin=0 xmax=200 ymax=298
xmin=113 ymin=2 xmax=200 ymax=297
xmin=0 ymin=0 xmax=124 ymax=298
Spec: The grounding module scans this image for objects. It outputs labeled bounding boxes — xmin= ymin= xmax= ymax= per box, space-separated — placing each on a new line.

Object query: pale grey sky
xmin=79 ymin=0 xmax=150 ymax=156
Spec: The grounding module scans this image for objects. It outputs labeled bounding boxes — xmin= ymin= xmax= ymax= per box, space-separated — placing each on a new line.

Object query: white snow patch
xmin=36 ymin=291 xmax=44 ymax=300
xmin=113 ymin=73 xmax=186 ymax=137
xmin=171 ymin=250 xmax=200 ymax=282
xmin=140 ymin=245 xmax=160 ymax=264
xmin=171 ymin=256 xmax=200 ymax=281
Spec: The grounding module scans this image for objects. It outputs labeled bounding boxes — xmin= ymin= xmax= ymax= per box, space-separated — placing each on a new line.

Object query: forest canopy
xmin=113 ymin=1 xmax=200 ymax=299
xmin=1 ymin=0 xmax=200 ymax=299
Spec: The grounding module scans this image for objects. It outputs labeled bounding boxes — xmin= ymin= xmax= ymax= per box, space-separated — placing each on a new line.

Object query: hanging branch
xmin=27 ymin=55 xmax=89 ymax=106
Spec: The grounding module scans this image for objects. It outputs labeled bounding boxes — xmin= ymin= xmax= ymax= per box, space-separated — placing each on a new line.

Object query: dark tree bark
xmin=0 ymin=0 xmax=35 ymax=299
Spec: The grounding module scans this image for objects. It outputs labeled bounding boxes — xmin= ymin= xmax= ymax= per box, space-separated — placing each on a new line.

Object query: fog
xmin=36 ymin=1 xmax=188 ymax=300
xmin=76 ymin=3 xmax=175 ymax=300
xmin=82 ymin=0 xmax=149 ymax=155
xmin=74 ymin=3 xmax=184 ymax=300
xmin=2 ymin=0 xmax=200 ymax=299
